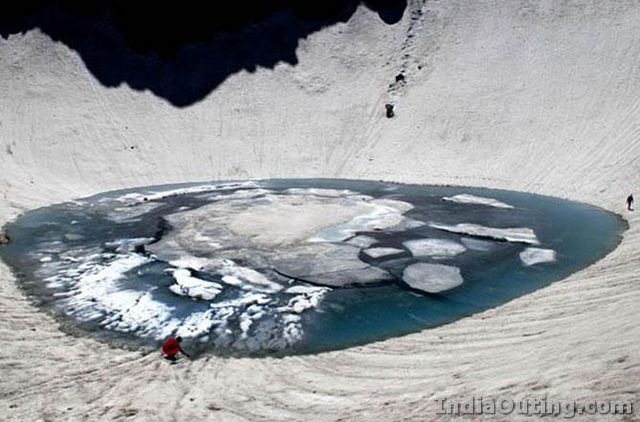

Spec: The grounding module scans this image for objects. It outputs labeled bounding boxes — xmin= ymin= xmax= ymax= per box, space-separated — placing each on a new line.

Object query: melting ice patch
xmin=167 ymin=268 xmax=223 ymax=300
xmin=218 ymin=260 xmax=283 ymax=293
xmin=519 ymin=248 xmax=557 ymax=266
xmin=38 ymin=248 xmax=332 ymax=350
xmin=48 ymin=253 xmax=181 ymax=339
xmin=443 ymin=194 xmax=514 ymax=209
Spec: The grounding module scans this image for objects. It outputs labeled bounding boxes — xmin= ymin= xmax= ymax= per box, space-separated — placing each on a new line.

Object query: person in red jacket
xmin=161 ymin=336 xmax=190 ymax=361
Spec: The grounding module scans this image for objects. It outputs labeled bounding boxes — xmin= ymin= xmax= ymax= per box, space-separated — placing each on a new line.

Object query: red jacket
xmin=162 ymin=338 xmax=181 ymax=356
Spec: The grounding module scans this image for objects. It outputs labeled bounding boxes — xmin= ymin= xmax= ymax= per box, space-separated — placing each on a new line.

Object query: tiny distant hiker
xmin=627 ymin=194 xmax=634 ymax=211
xmin=161 ymin=336 xmax=190 ymax=361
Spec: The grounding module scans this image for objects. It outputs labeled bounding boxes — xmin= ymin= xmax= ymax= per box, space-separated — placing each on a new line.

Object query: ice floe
xmin=519 ymin=248 xmax=557 ymax=266
xmin=362 ymin=247 xmax=405 ymax=259
xmin=219 ymin=260 xmax=283 ymax=293
xmin=403 ymin=239 xmax=466 ymax=257
xmin=168 ymin=257 xmax=212 ymax=271
xmin=167 ymin=268 xmax=223 ymax=300
xmin=280 ymin=285 xmax=330 ymax=313
xmin=273 ymin=244 xmax=391 ymax=287
xmin=402 ymin=263 xmax=464 ymax=293
xmin=344 ymin=235 xmax=377 ymax=248
xmin=460 ymin=237 xmax=494 ymax=251
xmin=429 ymin=222 xmax=540 ymax=245
xmin=443 ymin=194 xmax=514 ymax=209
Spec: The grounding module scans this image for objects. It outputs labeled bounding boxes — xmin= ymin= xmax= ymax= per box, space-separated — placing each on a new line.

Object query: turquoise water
xmin=0 ymin=179 xmax=626 ymax=356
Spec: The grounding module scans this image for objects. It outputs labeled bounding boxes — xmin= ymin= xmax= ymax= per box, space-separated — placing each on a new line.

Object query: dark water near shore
xmin=0 ymin=179 xmax=626 ymax=356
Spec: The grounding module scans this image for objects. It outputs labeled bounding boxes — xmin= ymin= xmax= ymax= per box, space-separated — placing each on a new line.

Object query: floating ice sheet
xmin=429 ymin=222 xmax=540 ymax=245
xmin=402 ymin=263 xmax=464 ymax=293
xmin=403 ymin=239 xmax=466 ymax=257
xmin=274 ymin=244 xmax=392 ymax=287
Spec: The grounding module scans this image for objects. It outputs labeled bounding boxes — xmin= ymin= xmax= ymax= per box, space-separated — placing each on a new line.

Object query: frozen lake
xmin=0 ymin=179 xmax=625 ymax=356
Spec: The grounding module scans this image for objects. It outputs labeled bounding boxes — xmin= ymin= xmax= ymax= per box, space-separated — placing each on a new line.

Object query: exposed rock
xmin=0 ymin=232 xmax=9 ymax=245
xmin=385 ymin=103 xmax=395 ymax=118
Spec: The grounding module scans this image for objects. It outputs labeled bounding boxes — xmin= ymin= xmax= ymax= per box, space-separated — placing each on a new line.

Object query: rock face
xmin=0 ymin=232 xmax=9 ymax=245
xmin=402 ymin=263 xmax=463 ymax=294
